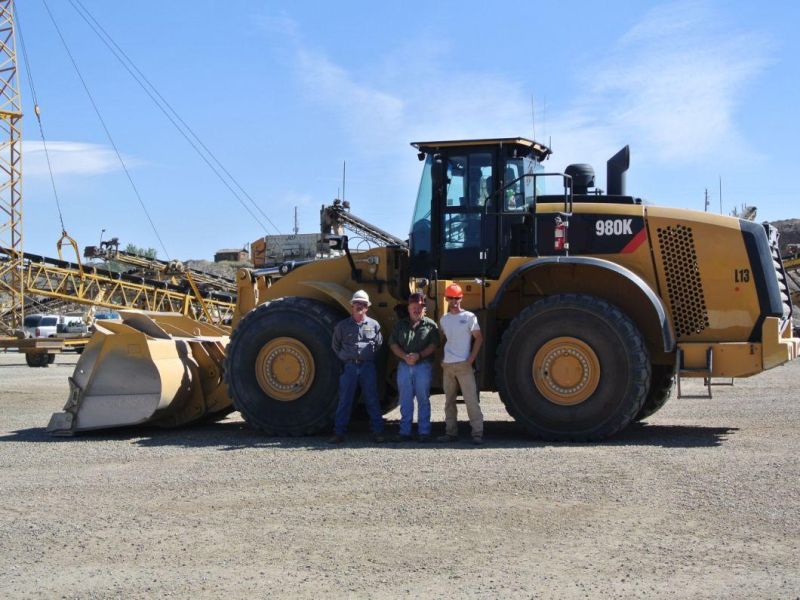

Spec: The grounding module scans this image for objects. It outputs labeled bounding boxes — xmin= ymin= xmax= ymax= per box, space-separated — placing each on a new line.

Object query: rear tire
xmin=634 ymin=363 xmax=675 ymax=421
xmin=225 ymin=297 xmax=345 ymax=435
xmin=25 ymin=353 xmax=49 ymax=368
xmin=495 ymin=294 xmax=650 ymax=441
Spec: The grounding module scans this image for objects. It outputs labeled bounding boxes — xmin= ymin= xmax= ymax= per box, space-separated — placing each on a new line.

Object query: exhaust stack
xmin=606 ymin=145 xmax=630 ymax=196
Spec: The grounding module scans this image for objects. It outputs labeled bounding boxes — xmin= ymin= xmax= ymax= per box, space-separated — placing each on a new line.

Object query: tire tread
xmin=224 ymin=297 xmax=343 ymax=436
xmin=495 ymin=293 xmax=650 ymax=441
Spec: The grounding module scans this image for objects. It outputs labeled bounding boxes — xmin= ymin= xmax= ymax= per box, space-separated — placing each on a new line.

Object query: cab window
xmin=503 ymin=157 xmax=543 ymax=211
xmin=442 ymin=153 xmax=492 ymax=250
xmin=409 ymin=155 xmax=433 ymax=256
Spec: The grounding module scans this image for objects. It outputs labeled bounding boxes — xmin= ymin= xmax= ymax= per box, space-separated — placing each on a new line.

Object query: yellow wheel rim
xmin=532 ymin=336 xmax=600 ymax=406
xmin=255 ymin=337 xmax=315 ymax=401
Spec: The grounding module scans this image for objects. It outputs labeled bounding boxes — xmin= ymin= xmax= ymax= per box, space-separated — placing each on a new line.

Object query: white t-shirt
xmin=440 ymin=310 xmax=480 ymax=363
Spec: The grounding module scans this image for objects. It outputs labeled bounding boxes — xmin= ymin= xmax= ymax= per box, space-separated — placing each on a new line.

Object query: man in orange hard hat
xmin=437 ymin=283 xmax=484 ymax=445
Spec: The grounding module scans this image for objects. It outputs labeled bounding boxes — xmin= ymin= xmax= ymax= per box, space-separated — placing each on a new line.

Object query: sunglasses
xmin=445 ymin=296 xmax=463 ymax=300
xmin=352 ymin=301 xmax=369 ymax=308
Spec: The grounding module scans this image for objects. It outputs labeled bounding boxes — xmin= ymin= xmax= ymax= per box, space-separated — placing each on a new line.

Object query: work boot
xmin=391 ymin=434 xmax=413 ymax=443
xmin=328 ymin=434 xmax=345 ymax=445
xmin=437 ymin=434 xmax=458 ymax=443
xmin=471 ymin=436 xmax=483 ymax=446
xmin=417 ymin=435 xmax=432 ymax=443
xmin=372 ymin=433 xmax=386 ymax=444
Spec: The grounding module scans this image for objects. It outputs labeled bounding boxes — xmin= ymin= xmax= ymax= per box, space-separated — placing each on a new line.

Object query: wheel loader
xmin=48 ymin=137 xmax=799 ymax=440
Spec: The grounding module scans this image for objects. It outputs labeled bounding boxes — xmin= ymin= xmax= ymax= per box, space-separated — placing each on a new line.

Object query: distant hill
xmin=771 ymin=219 xmax=800 ymax=256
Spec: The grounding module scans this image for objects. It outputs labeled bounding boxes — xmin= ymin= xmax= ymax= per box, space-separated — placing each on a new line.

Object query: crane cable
xmin=40 ymin=0 xmax=171 ymax=260
xmin=68 ymin=0 xmax=283 ymax=237
xmin=14 ymin=5 xmax=66 ymax=235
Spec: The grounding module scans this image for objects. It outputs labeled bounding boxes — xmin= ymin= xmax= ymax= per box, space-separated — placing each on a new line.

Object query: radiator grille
xmin=657 ymin=225 xmax=709 ymax=336
xmin=764 ymin=224 xmax=793 ymax=321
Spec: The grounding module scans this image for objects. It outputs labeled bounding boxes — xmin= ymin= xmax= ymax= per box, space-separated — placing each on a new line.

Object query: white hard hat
xmin=350 ymin=290 xmax=371 ymax=306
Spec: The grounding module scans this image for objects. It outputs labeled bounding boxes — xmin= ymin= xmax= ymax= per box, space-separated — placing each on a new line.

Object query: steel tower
xmin=0 ymin=0 xmax=22 ymax=335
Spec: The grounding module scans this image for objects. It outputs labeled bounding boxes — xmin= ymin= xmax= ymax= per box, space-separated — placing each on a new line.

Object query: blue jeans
xmin=397 ymin=361 xmax=432 ymax=436
xmin=334 ymin=361 xmax=384 ymax=435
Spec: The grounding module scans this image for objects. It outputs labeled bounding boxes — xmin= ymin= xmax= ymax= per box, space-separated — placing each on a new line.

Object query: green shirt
xmin=389 ymin=316 xmax=440 ymax=358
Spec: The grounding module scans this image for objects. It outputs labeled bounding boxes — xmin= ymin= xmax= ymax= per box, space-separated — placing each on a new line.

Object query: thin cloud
xmin=260 ymin=2 xmax=770 ymax=199
xmin=551 ymin=0 xmax=771 ymax=170
xmin=254 ymin=11 xmax=299 ymax=37
xmin=23 ymin=140 xmax=134 ymax=177
xmin=295 ymin=47 xmax=406 ymax=151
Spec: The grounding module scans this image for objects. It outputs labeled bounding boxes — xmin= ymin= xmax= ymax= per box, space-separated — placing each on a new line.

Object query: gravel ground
xmin=0 ymin=352 xmax=798 ymax=599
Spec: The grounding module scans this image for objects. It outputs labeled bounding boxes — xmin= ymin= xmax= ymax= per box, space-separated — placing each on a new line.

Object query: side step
xmin=676 ymin=348 xmax=734 ymax=399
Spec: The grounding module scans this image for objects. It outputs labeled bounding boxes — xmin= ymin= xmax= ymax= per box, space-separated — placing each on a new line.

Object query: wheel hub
xmin=532 ymin=336 xmax=600 ymax=406
xmin=255 ymin=337 xmax=315 ymax=401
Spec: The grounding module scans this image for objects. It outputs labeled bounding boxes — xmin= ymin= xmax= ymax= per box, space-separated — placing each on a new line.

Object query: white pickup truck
xmin=23 ymin=314 xmax=88 ymax=339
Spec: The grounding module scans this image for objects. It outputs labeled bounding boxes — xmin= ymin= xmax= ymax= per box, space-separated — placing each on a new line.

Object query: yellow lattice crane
xmin=0 ymin=0 xmax=23 ymax=337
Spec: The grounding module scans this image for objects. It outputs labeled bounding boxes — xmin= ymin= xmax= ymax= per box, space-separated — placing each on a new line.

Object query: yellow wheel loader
xmin=48 ymin=138 xmax=799 ymax=440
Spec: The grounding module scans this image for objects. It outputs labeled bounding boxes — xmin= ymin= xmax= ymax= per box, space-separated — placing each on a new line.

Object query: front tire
xmin=496 ymin=294 xmax=651 ymax=441
xmin=225 ymin=297 xmax=345 ymax=435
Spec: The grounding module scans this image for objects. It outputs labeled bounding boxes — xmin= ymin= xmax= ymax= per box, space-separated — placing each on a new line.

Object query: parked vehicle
xmin=57 ymin=315 xmax=89 ymax=337
xmin=34 ymin=315 xmax=60 ymax=338
xmin=89 ymin=312 xmax=121 ymax=333
xmin=94 ymin=312 xmax=121 ymax=321
xmin=26 ymin=314 xmax=89 ymax=339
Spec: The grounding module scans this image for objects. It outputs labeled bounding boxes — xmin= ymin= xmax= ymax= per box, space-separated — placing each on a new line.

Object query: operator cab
xmin=409 ymin=137 xmax=550 ymax=279
xmin=408 ymin=137 xmax=639 ymax=279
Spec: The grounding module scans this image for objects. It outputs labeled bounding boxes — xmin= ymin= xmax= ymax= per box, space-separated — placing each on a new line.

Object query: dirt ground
xmin=0 ymin=352 xmax=798 ymax=599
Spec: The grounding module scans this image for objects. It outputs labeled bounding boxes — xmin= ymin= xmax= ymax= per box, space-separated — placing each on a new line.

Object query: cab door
xmin=434 ymin=150 xmax=496 ymax=278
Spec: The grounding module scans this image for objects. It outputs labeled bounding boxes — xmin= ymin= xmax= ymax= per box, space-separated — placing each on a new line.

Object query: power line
xmin=15 ymin=4 xmax=66 ymax=233
xmin=68 ymin=0 xmax=283 ymax=237
xmin=41 ymin=0 xmax=171 ymax=259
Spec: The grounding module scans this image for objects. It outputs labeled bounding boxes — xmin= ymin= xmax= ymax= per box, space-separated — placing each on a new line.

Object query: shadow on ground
xmin=1 ymin=418 xmax=738 ymax=451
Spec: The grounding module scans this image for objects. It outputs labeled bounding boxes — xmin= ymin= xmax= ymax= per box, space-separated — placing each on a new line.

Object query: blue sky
xmin=16 ymin=0 xmax=800 ymax=260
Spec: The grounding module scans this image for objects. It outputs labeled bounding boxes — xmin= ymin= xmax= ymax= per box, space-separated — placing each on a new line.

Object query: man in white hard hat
xmin=329 ymin=289 xmax=385 ymax=444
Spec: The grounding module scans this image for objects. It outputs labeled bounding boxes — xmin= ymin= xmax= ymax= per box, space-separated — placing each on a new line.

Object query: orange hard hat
xmin=445 ymin=283 xmax=463 ymax=299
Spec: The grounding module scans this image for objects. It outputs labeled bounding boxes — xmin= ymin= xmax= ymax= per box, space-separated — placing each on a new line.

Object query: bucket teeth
xmin=46 ymin=411 xmax=75 ymax=436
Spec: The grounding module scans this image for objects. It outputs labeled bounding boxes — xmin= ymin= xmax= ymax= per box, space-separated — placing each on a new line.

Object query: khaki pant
xmin=442 ymin=361 xmax=483 ymax=438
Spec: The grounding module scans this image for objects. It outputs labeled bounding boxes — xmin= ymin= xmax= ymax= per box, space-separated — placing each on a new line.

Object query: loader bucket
xmin=47 ymin=311 xmax=231 ymax=435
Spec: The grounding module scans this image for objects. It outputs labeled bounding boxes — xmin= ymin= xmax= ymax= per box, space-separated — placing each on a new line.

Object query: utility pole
xmin=704 ymin=188 xmax=709 ymax=212
xmin=0 ymin=0 xmax=23 ymax=336
xmin=293 ymin=207 xmax=299 ymax=235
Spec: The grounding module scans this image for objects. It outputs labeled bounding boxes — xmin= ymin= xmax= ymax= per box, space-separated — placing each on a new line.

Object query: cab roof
xmin=411 ymin=137 xmax=552 ymax=161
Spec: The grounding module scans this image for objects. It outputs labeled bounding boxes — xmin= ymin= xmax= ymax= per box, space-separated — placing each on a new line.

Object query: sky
xmin=12 ymin=0 xmax=800 ymax=261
